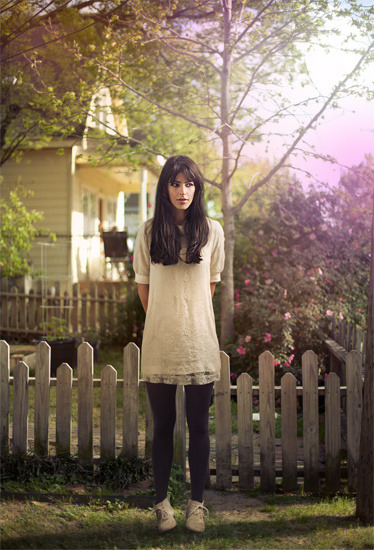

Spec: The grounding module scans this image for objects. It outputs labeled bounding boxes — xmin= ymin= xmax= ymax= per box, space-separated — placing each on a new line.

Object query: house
xmin=1 ymin=87 xmax=159 ymax=294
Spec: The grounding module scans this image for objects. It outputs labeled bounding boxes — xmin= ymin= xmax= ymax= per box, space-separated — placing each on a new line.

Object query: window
xmin=82 ymin=190 xmax=97 ymax=235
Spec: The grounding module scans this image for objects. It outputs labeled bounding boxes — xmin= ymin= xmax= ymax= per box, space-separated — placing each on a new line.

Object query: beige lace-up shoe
xmin=153 ymin=498 xmax=177 ymax=532
xmin=186 ymin=499 xmax=209 ymax=532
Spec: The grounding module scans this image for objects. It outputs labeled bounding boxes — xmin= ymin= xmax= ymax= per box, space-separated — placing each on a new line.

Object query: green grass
xmin=1 ymin=492 xmax=373 ymax=549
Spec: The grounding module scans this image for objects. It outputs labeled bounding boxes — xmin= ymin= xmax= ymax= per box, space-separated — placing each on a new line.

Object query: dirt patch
xmin=204 ymin=488 xmax=265 ymax=513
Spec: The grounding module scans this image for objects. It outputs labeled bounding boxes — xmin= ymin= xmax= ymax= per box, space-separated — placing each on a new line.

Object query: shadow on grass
xmin=2 ymin=505 xmax=364 ymax=550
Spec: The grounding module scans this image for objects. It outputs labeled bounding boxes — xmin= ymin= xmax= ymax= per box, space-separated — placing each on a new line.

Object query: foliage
xmin=0 ymin=452 xmax=152 ymax=492
xmin=0 ymin=185 xmax=51 ymax=277
xmin=224 ymin=159 xmax=372 ymax=381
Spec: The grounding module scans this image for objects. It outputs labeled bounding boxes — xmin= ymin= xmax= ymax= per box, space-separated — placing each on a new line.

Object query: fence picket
xmin=19 ymin=292 xmax=26 ymax=329
xmin=13 ymin=361 xmax=29 ymax=455
xmin=346 ymin=350 xmax=363 ymax=492
xmin=0 ymin=341 xmax=10 ymax=456
xmin=237 ymin=373 xmax=253 ymax=489
xmin=56 ymin=363 xmax=73 ymax=456
xmin=174 ymin=385 xmax=186 ymax=478
xmin=101 ymin=365 xmax=117 ymax=461
xmin=302 ymin=350 xmax=319 ymax=492
xmin=28 ymin=290 xmax=36 ymax=330
xmin=123 ymin=343 xmax=139 ymax=458
xmin=77 ymin=343 xmax=94 ymax=464
xmin=259 ymin=351 xmax=275 ymax=491
xmin=10 ymin=287 xmax=17 ymax=328
xmin=281 ymin=372 xmax=297 ymax=491
xmin=325 ymin=372 xmax=341 ymax=492
xmin=34 ymin=342 xmax=50 ymax=456
xmin=90 ymin=284 xmax=98 ymax=329
xmin=72 ymin=283 xmax=79 ymax=332
xmin=215 ymin=351 xmax=232 ymax=490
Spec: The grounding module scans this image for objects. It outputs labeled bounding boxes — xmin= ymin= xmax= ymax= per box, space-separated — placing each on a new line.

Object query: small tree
xmin=0 ymin=186 xmax=46 ymax=277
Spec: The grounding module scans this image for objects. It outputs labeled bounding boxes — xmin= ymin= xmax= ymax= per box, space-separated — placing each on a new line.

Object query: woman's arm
xmin=210 ymin=282 xmax=216 ymax=298
xmin=137 ymin=283 xmax=149 ymax=313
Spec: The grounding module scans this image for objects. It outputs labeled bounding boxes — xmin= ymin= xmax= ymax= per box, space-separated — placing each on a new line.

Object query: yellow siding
xmin=1 ymin=148 xmax=72 ymax=235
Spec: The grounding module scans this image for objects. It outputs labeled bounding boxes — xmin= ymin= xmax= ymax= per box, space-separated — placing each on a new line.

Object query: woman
xmin=133 ymin=155 xmax=224 ymax=533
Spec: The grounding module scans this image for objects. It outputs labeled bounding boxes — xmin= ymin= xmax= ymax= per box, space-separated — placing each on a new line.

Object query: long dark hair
xmin=150 ymin=155 xmax=209 ymax=265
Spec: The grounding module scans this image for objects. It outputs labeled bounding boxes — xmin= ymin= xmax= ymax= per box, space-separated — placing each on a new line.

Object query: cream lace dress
xmin=133 ymin=218 xmax=225 ymax=385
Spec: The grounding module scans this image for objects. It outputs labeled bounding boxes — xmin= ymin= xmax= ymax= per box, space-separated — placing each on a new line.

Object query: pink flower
xmin=245 ymin=335 xmax=251 ymax=343
xmin=236 ymin=346 xmax=246 ymax=355
xmin=284 ymin=289 xmax=287 ymax=298
xmin=284 ymin=312 xmax=291 ymax=319
xmin=245 ymin=279 xmax=250 ymax=286
xmin=317 ymin=268 xmax=323 ymax=275
xmin=265 ymin=278 xmax=273 ymax=285
xmin=309 ymin=233 xmax=316 ymax=240
xmin=354 ymin=243 xmax=359 ymax=248
xmin=288 ymin=185 xmax=294 ymax=191
xmin=288 ymin=354 xmax=295 ymax=362
xmin=258 ymin=230 xmax=264 ymax=236
xmin=235 ymin=292 xmax=240 ymax=300
xmin=274 ymin=360 xmax=280 ymax=367
xmin=348 ymin=228 xmax=353 ymax=235
xmin=271 ymin=249 xmax=278 ymax=256
xmin=264 ymin=333 xmax=272 ymax=343
xmin=326 ymin=310 xmax=333 ymax=316
xmin=322 ymin=224 xmax=328 ymax=231
xmin=147 ymin=203 xmax=152 ymax=208
xmin=133 ymin=325 xmax=138 ymax=332
xmin=235 ymin=303 xmax=242 ymax=310
xmin=284 ymin=362 xmax=290 ymax=368
xmin=339 ymin=312 xmax=344 ymax=319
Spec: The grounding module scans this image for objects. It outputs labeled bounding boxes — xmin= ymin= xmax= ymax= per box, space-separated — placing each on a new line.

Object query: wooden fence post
xmin=174 ymin=385 xmax=186 ymax=479
xmin=123 ymin=343 xmax=139 ymax=458
xmin=90 ymin=284 xmax=98 ymax=330
xmin=10 ymin=287 xmax=18 ymax=329
xmin=346 ymin=350 xmax=363 ymax=492
xmin=13 ymin=361 xmax=29 ymax=456
xmin=0 ymin=341 xmax=10 ymax=456
xmin=259 ymin=351 xmax=275 ymax=491
xmin=215 ymin=351 xmax=232 ymax=490
xmin=101 ymin=365 xmax=117 ymax=461
xmin=237 ymin=372 xmax=254 ymax=490
xmin=34 ymin=341 xmax=51 ymax=456
xmin=302 ymin=350 xmax=319 ymax=492
xmin=72 ymin=283 xmax=79 ymax=333
xmin=78 ymin=343 xmax=94 ymax=464
xmin=325 ymin=372 xmax=341 ymax=493
xmin=28 ymin=290 xmax=36 ymax=331
xmin=81 ymin=292 xmax=88 ymax=330
xmin=56 ymin=363 xmax=73 ymax=456
xmin=281 ymin=372 xmax=298 ymax=491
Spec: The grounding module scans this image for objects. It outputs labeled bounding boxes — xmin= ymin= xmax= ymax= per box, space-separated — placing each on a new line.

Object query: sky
xmin=290 ymin=42 xmax=374 ymax=187
xmin=269 ymin=7 xmax=374 ymax=188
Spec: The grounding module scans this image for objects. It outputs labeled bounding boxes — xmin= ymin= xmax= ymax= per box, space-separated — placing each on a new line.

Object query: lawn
xmin=1 ymin=491 xmax=373 ymax=549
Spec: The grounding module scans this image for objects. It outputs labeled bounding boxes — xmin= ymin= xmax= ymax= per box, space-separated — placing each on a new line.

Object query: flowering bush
xmin=225 ymin=158 xmax=371 ymax=382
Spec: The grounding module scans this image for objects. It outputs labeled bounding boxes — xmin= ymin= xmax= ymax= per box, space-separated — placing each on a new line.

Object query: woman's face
xmin=168 ymin=171 xmax=196 ymax=221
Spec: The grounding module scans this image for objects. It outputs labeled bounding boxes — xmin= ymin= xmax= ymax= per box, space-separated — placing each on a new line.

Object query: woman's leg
xmin=145 ymin=382 xmax=177 ymax=504
xmin=185 ymin=382 xmax=214 ymax=502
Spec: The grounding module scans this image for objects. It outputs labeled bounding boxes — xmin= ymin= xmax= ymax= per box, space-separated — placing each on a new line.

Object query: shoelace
xmin=190 ymin=503 xmax=209 ymax=517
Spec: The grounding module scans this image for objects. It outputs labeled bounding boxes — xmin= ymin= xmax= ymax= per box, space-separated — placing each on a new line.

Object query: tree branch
xmin=232 ymin=40 xmax=374 ymax=215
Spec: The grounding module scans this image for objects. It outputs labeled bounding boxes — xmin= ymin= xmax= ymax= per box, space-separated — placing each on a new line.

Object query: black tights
xmin=146 ymin=382 xmax=214 ymax=504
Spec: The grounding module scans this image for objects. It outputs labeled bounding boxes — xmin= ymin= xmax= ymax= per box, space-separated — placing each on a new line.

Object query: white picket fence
xmin=0 ymin=340 xmax=363 ymax=493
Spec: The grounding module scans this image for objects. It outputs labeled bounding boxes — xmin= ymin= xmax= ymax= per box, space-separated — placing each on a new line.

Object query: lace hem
xmin=142 ymin=372 xmax=219 ymax=385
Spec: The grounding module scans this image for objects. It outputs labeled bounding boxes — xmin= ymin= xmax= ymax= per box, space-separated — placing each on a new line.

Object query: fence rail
xmin=0 ymin=340 xmax=363 ymax=493
xmin=325 ymin=318 xmax=366 ymax=385
xmin=0 ymin=283 xmax=127 ymax=338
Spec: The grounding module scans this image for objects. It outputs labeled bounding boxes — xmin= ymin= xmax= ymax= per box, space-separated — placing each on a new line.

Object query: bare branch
xmin=231 ymin=0 xmax=276 ymax=49
xmin=232 ymin=39 xmax=374 ymax=215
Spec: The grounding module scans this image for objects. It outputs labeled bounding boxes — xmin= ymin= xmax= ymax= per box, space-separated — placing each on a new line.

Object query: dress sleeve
xmin=133 ymin=222 xmax=151 ymax=284
xmin=210 ymin=221 xmax=225 ymax=283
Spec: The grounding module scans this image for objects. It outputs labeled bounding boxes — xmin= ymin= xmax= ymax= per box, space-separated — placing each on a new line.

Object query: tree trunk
xmin=220 ymin=0 xmax=235 ymax=344
xmin=356 ymin=185 xmax=374 ymax=525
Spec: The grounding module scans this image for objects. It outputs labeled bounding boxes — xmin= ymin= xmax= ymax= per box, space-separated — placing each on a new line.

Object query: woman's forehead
xmin=170 ymin=167 xmax=195 ymax=182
